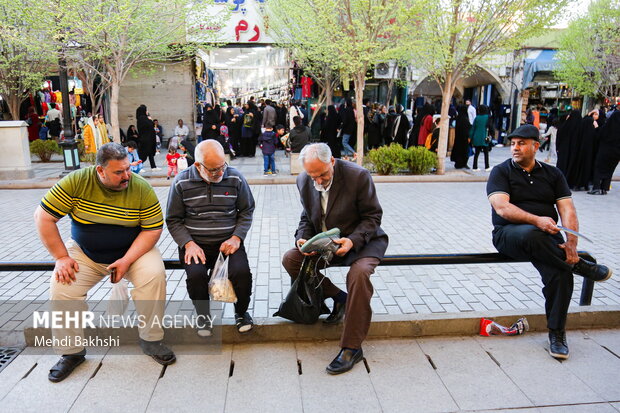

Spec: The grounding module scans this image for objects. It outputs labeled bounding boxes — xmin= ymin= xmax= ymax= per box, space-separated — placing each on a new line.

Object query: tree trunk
xmin=309 ymin=88 xmax=326 ymax=127
xmin=7 ymin=94 xmax=21 ymax=121
xmin=354 ymin=71 xmax=365 ymax=166
xmin=325 ymin=71 xmax=333 ymax=107
xmin=436 ymin=74 xmax=455 ymax=175
xmin=109 ymin=81 xmax=121 ymax=143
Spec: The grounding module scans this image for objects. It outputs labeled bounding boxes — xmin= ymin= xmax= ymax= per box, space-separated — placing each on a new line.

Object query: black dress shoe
xmin=139 ymin=339 xmax=176 ymax=366
xmin=323 ymin=300 xmax=346 ymax=324
xmin=326 ymin=348 xmax=363 ymax=375
xmin=573 ymin=258 xmax=613 ymax=282
xmin=587 ymin=189 xmax=607 ymax=195
xmin=48 ymin=354 xmax=86 ymax=383
xmin=548 ymin=329 xmax=569 ymax=360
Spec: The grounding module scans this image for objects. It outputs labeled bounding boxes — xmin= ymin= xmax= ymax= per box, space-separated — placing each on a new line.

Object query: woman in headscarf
xmin=201 ymin=104 xmax=220 ymax=142
xmin=368 ymin=104 xmax=385 ymax=149
xmin=451 ymin=105 xmax=471 ymax=169
xmin=556 ymin=109 xmax=582 ymax=185
xmin=469 ymin=105 xmax=495 ymax=171
xmin=136 ymin=104 xmax=157 ymax=169
xmin=225 ymin=106 xmax=241 ymax=155
xmin=82 ymin=115 xmax=99 ymax=154
xmin=126 ymin=125 xmax=139 ymax=143
xmin=97 ymin=114 xmax=109 ymax=144
xmin=391 ymin=104 xmax=410 ymax=147
xmin=384 ymin=106 xmax=397 ymax=146
xmin=416 ymin=103 xmax=436 ymax=146
xmin=179 ymin=139 xmax=196 ymax=167
xmin=322 ymin=105 xmax=341 ymax=158
xmin=588 ymin=111 xmax=620 ymax=195
xmin=575 ymin=110 xmax=600 ymax=190
xmin=240 ymin=102 xmax=256 ymax=157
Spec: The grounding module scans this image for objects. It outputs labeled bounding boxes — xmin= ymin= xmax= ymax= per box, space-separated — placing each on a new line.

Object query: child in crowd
xmin=259 ymin=125 xmax=277 ymax=176
xmin=166 ymin=145 xmax=183 ymax=180
xmin=126 ymin=141 xmax=143 ymax=174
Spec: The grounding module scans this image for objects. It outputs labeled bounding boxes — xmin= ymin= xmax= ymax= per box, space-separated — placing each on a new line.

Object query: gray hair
xmin=96 ymin=143 xmax=128 ymax=167
xmin=299 ymin=143 xmax=332 ymax=165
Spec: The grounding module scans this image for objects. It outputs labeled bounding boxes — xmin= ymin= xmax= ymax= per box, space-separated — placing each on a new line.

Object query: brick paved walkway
xmin=0 ymin=177 xmax=618 ymax=332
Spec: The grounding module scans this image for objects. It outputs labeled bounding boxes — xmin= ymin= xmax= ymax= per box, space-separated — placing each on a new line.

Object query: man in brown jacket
xmin=282 ymin=143 xmax=388 ymax=375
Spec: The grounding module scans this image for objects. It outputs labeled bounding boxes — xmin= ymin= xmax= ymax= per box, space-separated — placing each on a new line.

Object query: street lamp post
xmin=58 ymin=54 xmax=80 ymax=177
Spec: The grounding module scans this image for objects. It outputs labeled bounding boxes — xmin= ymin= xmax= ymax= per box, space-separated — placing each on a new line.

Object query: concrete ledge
xmin=23 ymin=306 xmax=620 ymax=346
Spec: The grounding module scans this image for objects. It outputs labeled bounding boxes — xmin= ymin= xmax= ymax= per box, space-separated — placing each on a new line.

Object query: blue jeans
xmin=342 ymin=133 xmax=355 ymax=156
xmin=263 ymin=154 xmax=276 ymax=172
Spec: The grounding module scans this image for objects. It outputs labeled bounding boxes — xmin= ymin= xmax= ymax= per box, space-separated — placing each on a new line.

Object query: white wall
xmin=118 ymin=60 xmax=196 ymax=141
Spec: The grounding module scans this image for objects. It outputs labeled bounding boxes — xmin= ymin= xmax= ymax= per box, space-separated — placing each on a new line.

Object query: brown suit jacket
xmin=295 ymin=159 xmax=389 ymax=266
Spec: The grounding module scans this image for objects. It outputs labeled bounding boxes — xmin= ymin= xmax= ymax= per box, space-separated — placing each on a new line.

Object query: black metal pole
xmin=58 ymin=56 xmax=74 ymax=142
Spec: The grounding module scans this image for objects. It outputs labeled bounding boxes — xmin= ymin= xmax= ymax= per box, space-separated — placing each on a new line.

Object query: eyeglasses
xmin=198 ymin=162 xmax=228 ymax=175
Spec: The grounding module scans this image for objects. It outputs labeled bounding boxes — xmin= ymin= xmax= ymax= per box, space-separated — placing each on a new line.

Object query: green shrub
xmin=367 ymin=143 xmax=408 ymax=175
xmin=407 ymin=146 xmax=437 ymax=175
xmin=29 ymin=139 xmax=61 ymax=162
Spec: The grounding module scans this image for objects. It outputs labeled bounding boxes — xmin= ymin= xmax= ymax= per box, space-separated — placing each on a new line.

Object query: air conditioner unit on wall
xmin=374 ymin=61 xmax=399 ymax=79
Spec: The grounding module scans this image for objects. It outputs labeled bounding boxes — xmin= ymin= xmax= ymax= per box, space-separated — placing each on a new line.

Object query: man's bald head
xmin=195 ymin=140 xmax=225 ymax=166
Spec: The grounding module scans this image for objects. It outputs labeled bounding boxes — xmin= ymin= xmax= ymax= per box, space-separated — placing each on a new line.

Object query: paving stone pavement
xmin=0 ymin=170 xmax=618 ymax=330
xmin=1 ymin=329 xmax=620 ymax=412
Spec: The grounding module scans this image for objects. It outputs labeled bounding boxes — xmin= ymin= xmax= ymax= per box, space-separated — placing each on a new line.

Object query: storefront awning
xmin=522 ymin=49 xmax=558 ymax=89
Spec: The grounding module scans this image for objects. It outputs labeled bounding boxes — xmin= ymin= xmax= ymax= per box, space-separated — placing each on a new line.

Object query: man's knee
xmin=282 ymin=248 xmax=302 ymax=276
xmin=347 ymin=259 xmax=378 ymax=288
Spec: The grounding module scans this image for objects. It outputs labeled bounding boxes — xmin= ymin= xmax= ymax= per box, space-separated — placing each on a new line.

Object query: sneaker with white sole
xmin=472 ymin=168 xmax=481 ymax=171
xmin=235 ymin=312 xmax=253 ymax=333
xmin=197 ymin=325 xmax=213 ymax=337
xmin=485 ymin=167 xmax=492 ymax=171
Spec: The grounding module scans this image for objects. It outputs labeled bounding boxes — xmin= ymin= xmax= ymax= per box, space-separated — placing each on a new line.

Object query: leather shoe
xmin=548 ymin=329 xmax=569 ymax=360
xmin=323 ymin=300 xmax=346 ymax=324
xmin=326 ymin=348 xmax=363 ymax=374
xmin=139 ymin=339 xmax=176 ymax=366
xmin=48 ymin=354 xmax=85 ymax=383
xmin=573 ymin=258 xmax=612 ymax=282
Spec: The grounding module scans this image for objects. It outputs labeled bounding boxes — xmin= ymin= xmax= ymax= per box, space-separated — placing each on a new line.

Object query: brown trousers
xmin=282 ymin=248 xmax=378 ymax=349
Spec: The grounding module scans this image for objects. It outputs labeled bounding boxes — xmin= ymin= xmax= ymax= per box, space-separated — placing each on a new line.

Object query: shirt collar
xmin=510 ymin=158 xmax=543 ymax=172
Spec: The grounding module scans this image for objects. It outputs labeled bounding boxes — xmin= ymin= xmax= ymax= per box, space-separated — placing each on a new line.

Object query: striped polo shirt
xmin=40 ymin=166 xmax=163 ymax=263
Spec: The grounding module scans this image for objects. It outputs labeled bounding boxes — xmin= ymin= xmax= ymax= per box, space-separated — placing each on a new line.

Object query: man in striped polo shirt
xmin=166 ymin=140 xmax=255 ymax=335
xmin=34 ymin=143 xmax=175 ymax=383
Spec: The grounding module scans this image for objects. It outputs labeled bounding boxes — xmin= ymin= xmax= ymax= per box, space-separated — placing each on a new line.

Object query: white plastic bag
xmin=208 ymin=252 xmax=237 ymax=303
xmin=177 ymin=156 xmax=188 ymax=171
xmin=107 ymin=278 xmax=130 ymax=316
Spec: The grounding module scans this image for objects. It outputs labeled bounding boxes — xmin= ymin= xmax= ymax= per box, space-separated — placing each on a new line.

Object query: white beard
xmin=198 ymin=168 xmax=223 ymax=184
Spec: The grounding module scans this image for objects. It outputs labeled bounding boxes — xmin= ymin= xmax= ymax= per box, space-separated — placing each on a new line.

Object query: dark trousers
xmin=139 ymin=152 xmax=156 ymax=168
xmin=473 ymin=146 xmax=489 ymax=169
xmin=180 ymin=242 xmax=253 ymax=316
xmin=493 ymin=224 xmax=574 ymax=330
xmin=282 ymin=248 xmax=378 ymax=349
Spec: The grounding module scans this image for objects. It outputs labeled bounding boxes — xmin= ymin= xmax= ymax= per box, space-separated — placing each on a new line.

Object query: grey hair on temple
xmin=299 ymin=143 xmax=332 ymax=165
xmin=96 ymin=143 xmax=128 ymax=167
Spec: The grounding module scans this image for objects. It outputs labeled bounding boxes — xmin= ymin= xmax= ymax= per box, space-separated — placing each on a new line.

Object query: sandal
xmin=48 ymin=354 xmax=85 ymax=383
xmin=139 ymin=339 xmax=176 ymax=366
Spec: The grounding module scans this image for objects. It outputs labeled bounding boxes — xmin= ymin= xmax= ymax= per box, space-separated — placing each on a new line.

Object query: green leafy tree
xmin=47 ymin=0 xmax=226 ymax=142
xmin=0 ymin=0 xmax=55 ymax=120
xmin=409 ymin=0 xmax=569 ymax=174
xmin=555 ymin=0 xmax=620 ymax=102
xmin=267 ymin=0 xmax=417 ymax=165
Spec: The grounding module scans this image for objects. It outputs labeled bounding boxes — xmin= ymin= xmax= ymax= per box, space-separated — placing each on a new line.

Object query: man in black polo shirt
xmin=487 ymin=124 xmax=612 ymax=360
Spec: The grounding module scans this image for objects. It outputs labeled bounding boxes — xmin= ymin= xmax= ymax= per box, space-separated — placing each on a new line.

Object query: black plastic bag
xmin=274 ymin=256 xmax=330 ymax=324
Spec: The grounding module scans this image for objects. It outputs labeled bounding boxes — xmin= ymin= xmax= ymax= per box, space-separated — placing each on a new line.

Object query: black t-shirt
xmin=486 ymin=159 xmax=572 ymax=226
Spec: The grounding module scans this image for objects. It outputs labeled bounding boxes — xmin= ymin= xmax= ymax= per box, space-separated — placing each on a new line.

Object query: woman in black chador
xmin=574 ymin=110 xmax=600 ymax=190
xmin=136 ymin=104 xmax=157 ymax=169
xmin=451 ymin=105 xmax=471 ymax=169
xmin=556 ymin=109 xmax=582 ymax=186
xmin=588 ymin=111 xmax=620 ymax=195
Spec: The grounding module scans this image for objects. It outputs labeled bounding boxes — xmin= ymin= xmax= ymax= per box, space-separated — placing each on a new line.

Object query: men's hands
xmin=185 ymin=241 xmax=206 ymax=264
xmin=54 ymin=256 xmax=79 ymax=285
xmin=106 ymin=257 xmax=131 ymax=282
xmin=296 ymin=239 xmax=317 ymax=256
xmin=558 ymin=241 xmax=579 ymax=265
xmin=334 ymin=237 xmax=353 ymax=257
xmin=220 ymin=236 xmax=241 ymax=256
xmin=535 ymin=216 xmax=560 ymax=234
